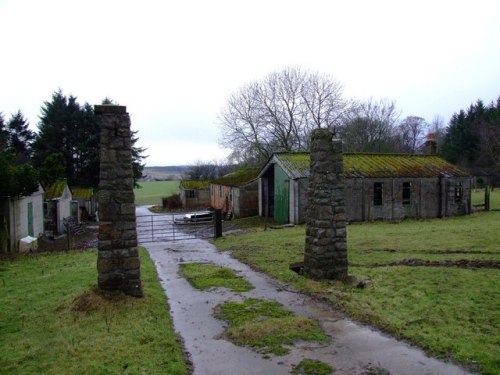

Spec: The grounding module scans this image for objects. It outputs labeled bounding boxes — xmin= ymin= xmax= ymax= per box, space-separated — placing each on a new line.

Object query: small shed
xmin=259 ymin=152 xmax=472 ymax=224
xmin=210 ymin=168 xmax=260 ymax=219
xmin=44 ymin=179 xmax=73 ymax=235
xmin=71 ymin=186 xmax=97 ymax=220
xmin=179 ymin=180 xmax=211 ymax=209
xmin=0 ymin=184 xmax=45 ymax=253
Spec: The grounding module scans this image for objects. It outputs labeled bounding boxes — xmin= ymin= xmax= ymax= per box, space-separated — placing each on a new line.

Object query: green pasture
xmin=0 ymin=248 xmax=189 ymax=375
xmin=215 ymin=209 xmax=500 ymax=374
xmin=134 ymin=180 xmax=180 ymax=205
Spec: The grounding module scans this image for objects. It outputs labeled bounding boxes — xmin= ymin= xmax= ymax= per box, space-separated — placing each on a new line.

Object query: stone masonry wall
xmin=303 ymin=128 xmax=347 ymax=280
xmin=96 ymin=105 xmax=143 ymax=297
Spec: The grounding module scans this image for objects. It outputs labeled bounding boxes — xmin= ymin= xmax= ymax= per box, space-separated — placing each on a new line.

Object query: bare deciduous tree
xmin=219 ymin=67 xmax=348 ymax=165
xmin=397 ymin=116 xmax=428 ymax=153
xmin=339 ymin=98 xmax=400 ymax=152
xmin=429 ymin=115 xmax=447 ymax=152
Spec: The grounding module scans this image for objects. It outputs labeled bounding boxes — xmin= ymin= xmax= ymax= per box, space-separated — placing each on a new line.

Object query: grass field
xmin=214 ymin=208 xmax=500 ymax=374
xmin=0 ymin=248 xmax=190 ymax=374
xmin=134 ymin=180 xmax=180 ymax=205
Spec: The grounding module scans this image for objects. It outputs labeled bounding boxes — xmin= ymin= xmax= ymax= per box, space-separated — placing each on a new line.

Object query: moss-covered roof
xmin=212 ymin=168 xmax=260 ymax=187
xmin=44 ymin=179 xmax=69 ymax=199
xmin=270 ymin=152 xmax=470 ymax=179
xmin=274 ymin=152 xmax=310 ymax=179
xmin=71 ymin=187 xmax=95 ymax=200
xmin=180 ymin=179 xmax=211 ymax=190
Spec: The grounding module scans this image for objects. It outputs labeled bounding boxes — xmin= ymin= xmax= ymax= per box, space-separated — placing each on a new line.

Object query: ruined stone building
xmin=259 ymin=152 xmax=472 ymax=224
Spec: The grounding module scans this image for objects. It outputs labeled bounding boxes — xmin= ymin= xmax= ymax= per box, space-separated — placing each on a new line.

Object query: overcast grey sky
xmin=1 ymin=0 xmax=499 ymax=166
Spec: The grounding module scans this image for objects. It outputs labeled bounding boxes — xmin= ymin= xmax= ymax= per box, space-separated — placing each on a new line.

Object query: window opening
xmin=374 ymin=182 xmax=383 ymax=206
xmin=454 ymin=182 xmax=463 ymax=203
xmin=402 ymin=182 xmax=411 ymax=205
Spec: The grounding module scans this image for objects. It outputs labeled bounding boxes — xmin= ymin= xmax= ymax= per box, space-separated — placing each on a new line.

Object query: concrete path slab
xmin=144 ymin=237 xmax=473 ymax=375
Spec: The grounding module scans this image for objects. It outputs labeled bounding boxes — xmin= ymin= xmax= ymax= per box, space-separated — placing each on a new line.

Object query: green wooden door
xmin=27 ymin=202 xmax=34 ymax=237
xmin=274 ymin=166 xmax=289 ymax=224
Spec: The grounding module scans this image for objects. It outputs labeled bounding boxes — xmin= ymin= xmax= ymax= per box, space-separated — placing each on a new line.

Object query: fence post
xmin=214 ymin=209 xmax=222 ymax=238
xmin=485 ymin=186 xmax=491 ymax=211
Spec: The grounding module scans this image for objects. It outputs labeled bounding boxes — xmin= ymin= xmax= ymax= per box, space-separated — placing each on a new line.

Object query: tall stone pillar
xmin=303 ymin=128 xmax=348 ymax=280
xmin=95 ymin=105 xmax=143 ymax=297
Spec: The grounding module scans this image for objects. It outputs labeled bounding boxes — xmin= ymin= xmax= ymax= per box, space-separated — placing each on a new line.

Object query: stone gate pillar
xmin=303 ymin=128 xmax=348 ymax=280
xmin=95 ymin=105 xmax=143 ymax=297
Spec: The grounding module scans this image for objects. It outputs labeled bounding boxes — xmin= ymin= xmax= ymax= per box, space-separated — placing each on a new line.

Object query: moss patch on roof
xmin=181 ymin=179 xmax=211 ymax=190
xmin=276 ymin=152 xmax=310 ymax=179
xmin=274 ymin=152 xmax=470 ymax=179
xmin=212 ymin=168 xmax=260 ymax=187
xmin=71 ymin=187 xmax=94 ymax=200
xmin=44 ymin=179 xmax=68 ymax=200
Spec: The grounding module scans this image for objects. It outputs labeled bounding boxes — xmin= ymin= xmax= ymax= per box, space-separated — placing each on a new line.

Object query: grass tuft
xmin=292 ymin=359 xmax=334 ymax=375
xmin=179 ymin=263 xmax=254 ymax=292
xmin=214 ymin=298 xmax=329 ymax=355
xmin=68 ymin=287 xmax=130 ymax=314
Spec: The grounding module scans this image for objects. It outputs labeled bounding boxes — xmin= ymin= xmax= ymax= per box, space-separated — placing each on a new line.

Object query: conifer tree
xmin=6 ymin=110 xmax=35 ymax=163
xmin=33 ymin=90 xmax=145 ymax=188
xmin=0 ymin=113 xmax=8 ymax=150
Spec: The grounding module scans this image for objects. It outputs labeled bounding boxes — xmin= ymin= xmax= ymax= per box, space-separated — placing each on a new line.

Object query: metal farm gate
xmin=136 ymin=212 xmax=217 ymax=243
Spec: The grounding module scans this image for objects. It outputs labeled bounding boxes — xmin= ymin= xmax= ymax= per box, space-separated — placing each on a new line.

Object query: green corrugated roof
xmin=180 ymin=179 xmax=211 ymax=190
xmin=271 ymin=152 xmax=470 ymax=179
xmin=44 ymin=179 xmax=68 ymax=199
xmin=71 ymin=187 xmax=94 ymax=200
xmin=212 ymin=168 xmax=260 ymax=187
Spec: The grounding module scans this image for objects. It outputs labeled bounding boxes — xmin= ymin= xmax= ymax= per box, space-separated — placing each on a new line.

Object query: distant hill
xmin=141 ymin=166 xmax=189 ymax=181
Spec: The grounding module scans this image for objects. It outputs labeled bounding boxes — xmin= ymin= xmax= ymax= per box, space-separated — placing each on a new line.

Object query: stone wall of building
xmin=303 ymin=129 xmax=347 ymax=280
xmin=96 ymin=105 xmax=142 ymax=297
xmin=293 ymin=175 xmax=472 ymax=223
xmin=344 ymin=176 xmax=471 ymax=221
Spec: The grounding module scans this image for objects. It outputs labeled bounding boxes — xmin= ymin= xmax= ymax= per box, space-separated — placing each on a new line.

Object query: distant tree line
xmin=219 ymin=66 xmax=498 ymax=180
xmin=186 ymin=160 xmax=235 ymax=181
xmin=441 ymin=99 xmax=500 ymax=177
xmin=0 ymin=90 xmax=146 ymax=197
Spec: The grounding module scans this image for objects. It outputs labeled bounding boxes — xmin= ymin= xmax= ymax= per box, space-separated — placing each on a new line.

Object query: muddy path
xmin=144 ymin=237 xmax=473 ymax=375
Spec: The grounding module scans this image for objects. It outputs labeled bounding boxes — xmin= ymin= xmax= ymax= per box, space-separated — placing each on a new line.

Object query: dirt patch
xmin=357 ymin=258 xmax=500 ymax=269
xmin=69 ymin=287 xmax=132 ymax=314
xmin=359 ymin=248 xmax=494 ymax=255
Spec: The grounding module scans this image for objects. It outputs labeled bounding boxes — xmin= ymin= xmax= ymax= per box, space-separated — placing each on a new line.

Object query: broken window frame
xmin=454 ymin=182 xmax=463 ymax=203
xmin=186 ymin=189 xmax=197 ymax=199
